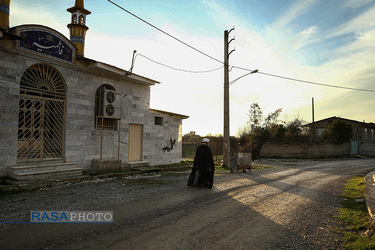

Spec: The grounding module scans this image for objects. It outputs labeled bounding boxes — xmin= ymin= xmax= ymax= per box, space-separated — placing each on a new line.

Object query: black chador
xmin=187 ymin=139 xmax=215 ymax=188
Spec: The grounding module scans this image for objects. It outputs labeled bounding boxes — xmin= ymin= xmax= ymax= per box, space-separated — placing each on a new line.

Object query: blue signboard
xmin=16 ymin=26 xmax=75 ymax=64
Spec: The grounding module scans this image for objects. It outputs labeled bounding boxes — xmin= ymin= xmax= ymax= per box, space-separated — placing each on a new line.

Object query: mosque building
xmin=0 ymin=0 xmax=188 ymax=180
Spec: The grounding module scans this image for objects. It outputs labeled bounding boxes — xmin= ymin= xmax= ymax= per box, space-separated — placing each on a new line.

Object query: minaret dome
xmin=67 ymin=0 xmax=91 ymax=57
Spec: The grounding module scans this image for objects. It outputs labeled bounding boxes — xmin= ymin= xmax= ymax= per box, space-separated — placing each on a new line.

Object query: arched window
xmin=72 ymin=14 xmax=77 ymax=24
xmin=18 ymin=64 xmax=66 ymax=160
xmin=79 ymin=15 xmax=85 ymax=25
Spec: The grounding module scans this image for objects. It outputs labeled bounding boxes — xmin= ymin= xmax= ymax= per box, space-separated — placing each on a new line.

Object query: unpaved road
xmin=1 ymin=158 xmax=375 ymax=249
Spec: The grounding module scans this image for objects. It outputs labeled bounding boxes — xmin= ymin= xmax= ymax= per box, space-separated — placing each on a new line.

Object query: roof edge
xmin=83 ymin=59 xmax=159 ymax=86
xmin=303 ymin=116 xmax=375 ymax=127
xmin=150 ymin=108 xmax=189 ymax=119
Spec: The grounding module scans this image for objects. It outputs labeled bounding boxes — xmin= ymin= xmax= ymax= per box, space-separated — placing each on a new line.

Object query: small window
xmin=155 ymin=116 xmax=163 ymax=126
xmin=364 ymin=128 xmax=368 ymax=140
xmin=95 ymin=117 xmax=118 ymax=130
xmin=371 ymin=129 xmax=374 ymax=141
xmin=79 ymin=15 xmax=85 ymax=25
xmin=72 ymin=14 xmax=77 ymax=24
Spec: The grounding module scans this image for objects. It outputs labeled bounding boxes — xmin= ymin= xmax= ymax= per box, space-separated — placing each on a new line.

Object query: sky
xmin=10 ymin=0 xmax=375 ymax=136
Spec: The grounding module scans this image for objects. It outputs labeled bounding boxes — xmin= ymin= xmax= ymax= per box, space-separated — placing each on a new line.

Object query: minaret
xmin=67 ymin=0 xmax=91 ymax=57
xmin=0 ymin=0 xmax=11 ymax=31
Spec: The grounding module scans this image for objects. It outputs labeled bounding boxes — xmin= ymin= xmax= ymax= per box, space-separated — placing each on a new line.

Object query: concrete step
xmin=124 ymin=161 xmax=150 ymax=169
xmin=16 ymin=158 xmax=66 ymax=166
xmin=10 ymin=162 xmax=78 ymax=174
xmin=8 ymin=162 xmax=82 ymax=181
xmin=10 ymin=168 xmax=82 ymax=181
xmin=131 ymin=166 xmax=161 ymax=172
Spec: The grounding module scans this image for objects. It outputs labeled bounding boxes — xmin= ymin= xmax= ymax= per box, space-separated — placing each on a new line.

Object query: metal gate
xmin=17 ymin=63 xmax=66 ymax=161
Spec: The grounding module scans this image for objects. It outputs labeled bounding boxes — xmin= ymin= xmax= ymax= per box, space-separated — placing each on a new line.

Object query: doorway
xmin=128 ymin=124 xmax=143 ymax=162
xmin=17 ymin=64 xmax=66 ymax=160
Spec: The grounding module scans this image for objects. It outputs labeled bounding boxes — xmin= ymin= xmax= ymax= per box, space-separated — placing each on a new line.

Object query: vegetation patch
xmin=215 ymin=164 xmax=230 ymax=172
xmin=337 ymin=176 xmax=375 ymax=249
xmin=163 ymin=170 xmax=191 ymax=177
xmin=252 ymin=162 xmax=278 ymax=170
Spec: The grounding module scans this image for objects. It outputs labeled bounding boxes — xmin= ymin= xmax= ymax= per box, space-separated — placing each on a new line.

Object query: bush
xmin=322 ymin=119 xmax=353 ymax=144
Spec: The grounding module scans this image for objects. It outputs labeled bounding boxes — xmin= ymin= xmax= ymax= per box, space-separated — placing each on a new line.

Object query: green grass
xmin=251 ymin=162 xmax=278 ymax=170
xmin=215 ymin=164 xmax=230 ymax=172
xmin=158 ymin=159 xmax=193 ymax=169
xmin=337 ymin=176 xmax=375 ymax=249
xmin=163 ymin=170 xmax=191 ymax=176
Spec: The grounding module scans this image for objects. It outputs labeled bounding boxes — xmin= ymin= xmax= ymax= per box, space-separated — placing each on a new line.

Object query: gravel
xmin=1 ymin=158 xmax=374 ymax=249
xmin=0 ymin=170 xmax=191 ymax=226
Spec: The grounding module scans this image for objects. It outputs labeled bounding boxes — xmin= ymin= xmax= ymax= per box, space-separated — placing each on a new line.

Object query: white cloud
xmin=343 ymin=0 xmax=373 ymax=9
xmin=10 ymin=0 xmax=375 ymax=136
xmin=10 ymin=2 xmax=69 ymax=37
xmin=329 ymin=6 xmax=375 ymax=38
xmin=271 ymin=0 xmax=318 ymax=29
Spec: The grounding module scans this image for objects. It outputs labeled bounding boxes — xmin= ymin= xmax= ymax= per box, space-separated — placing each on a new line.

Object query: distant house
xmin=0 ymin=0 xmax=188 ymax=180
xmin=303 ymin=116 xmax=375 ymax=156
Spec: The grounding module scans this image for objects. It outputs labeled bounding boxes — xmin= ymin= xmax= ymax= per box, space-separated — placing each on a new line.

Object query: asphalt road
xmin=1 ymin=158 xmax=375 ymax=249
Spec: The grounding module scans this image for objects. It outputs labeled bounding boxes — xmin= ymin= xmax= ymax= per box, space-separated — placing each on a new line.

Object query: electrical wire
xmin=108 ymin=0 xmax=223 ymax=65
xmin=231 ymin=66 xmax=375 ymax=92
xmin=108 ymin=0 xmax=375 ymax=93
xmin=135 ymin=54 xmax=223 ymax=73
xmin=257 ymin=71 xmax=375 ymax=92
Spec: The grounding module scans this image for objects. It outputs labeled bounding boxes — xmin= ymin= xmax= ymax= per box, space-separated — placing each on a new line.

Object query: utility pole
xmin=223 ymin=28 xmax=235 ymax=167
xmin=312 ymin=97 xmax=315 ymax=142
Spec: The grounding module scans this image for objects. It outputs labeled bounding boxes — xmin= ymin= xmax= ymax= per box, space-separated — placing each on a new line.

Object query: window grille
xmin=155 ymin=116 xmax=163 ymax=126
xmin=17 ymin=64 xmax=66 ymax=160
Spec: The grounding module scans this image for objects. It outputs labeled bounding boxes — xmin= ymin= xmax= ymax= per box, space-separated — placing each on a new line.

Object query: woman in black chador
xmin=187 ymin=138 xmax=215 ymax=188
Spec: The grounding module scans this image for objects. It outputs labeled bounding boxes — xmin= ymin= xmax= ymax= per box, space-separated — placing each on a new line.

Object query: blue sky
xmin=11 ymin=0 xmax=375 ymax=136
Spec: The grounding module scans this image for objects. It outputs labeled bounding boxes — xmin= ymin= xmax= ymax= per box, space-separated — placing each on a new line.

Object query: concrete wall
xmin=260 ymin=142 xmax=351 ymax=158
xmin=0 ymin=47 xmax=184 ymax=176
xmin=0 ymin=48 xmax=21 ymax=176
xmin=365 ymin=172 xmax=375 ymax=218
xmin=361 ymin=143 xmax=375 ymax=157
xmin=147 ymin=111 xmax=183 ymax=166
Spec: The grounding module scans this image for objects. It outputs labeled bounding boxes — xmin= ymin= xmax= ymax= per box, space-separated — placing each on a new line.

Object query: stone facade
xmin=0 ymin=28 xmax=188 ymax=178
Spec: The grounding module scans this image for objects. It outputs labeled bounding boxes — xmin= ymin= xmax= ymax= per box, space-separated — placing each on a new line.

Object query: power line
xmin=108 ymin=0 xmax=223 ymax=65
xmin=258 ymin=71 xmax=375 ymax=92
xmin=136 ymin=54 xmax=223 ymax=73
xmin=108 ymin=1 xmax=375 ymax=93
xmin=231 ymin=66 xmax=375 ymax=92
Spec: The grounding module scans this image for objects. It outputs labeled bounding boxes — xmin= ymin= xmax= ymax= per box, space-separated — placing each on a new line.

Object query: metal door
xmin=351 ymin=139 xmax=359 ymax=155
xmin=17 ymin=64 xmax=66 ymax=160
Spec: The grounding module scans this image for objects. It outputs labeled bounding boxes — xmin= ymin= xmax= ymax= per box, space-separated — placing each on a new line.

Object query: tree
xmin=284 ymin=118 xmax=308 ymax=142
xmin=322 ymin=119 xmax=353 ymax=144
xmin=246 ymin=103 xmax=280 ymax=145
xmin=237 ymin=103 xmax=308 ymax=158
xmin=264 ymin=108 xmax=282 ymax=127
xmin=247 ymin=103 xmax=263 ymax=129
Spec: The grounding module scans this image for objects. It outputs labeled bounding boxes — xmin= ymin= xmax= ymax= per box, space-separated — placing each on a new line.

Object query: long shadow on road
xmin=2 ymin=159 xmax=368 ymax=249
